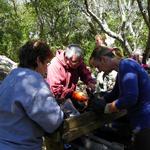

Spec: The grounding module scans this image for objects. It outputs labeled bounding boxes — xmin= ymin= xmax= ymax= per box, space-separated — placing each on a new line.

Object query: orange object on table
xmin=72 ymin=91 xmax=89 ymax=102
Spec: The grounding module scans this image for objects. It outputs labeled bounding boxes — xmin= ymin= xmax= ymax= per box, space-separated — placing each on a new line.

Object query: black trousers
xmin=132 ymin=128 xmax=150 ymax=150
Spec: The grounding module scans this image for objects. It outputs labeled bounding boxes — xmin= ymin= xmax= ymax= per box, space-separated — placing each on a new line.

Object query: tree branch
xmin=84 ymin=0 xmax=122 ymax=41
xmin=84 ymin=0 xmax=132 ymax=54
xmin=136 ymin=0 xmax=150 ymax=29
xmin=148 ymin=0 xmax=150 ymax=24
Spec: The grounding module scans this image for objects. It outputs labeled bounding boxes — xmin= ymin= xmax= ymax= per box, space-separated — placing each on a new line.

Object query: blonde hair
xmin=95 ymin=34 xmax=106 ymax=41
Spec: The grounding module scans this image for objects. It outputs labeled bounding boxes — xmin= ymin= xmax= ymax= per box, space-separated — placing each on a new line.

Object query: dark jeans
xmin=131 ymin=128 xmax=150 ymax=150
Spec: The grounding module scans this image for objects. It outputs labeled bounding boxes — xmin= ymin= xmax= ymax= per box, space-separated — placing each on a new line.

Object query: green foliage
xmin=19 ymin=4 xmax=37 ymax=41
xmin=82 ymin=40 xmax=95 ymax=65
xmin=0 ymin=0 xmax=22 ymax=61
xmin=0 ymin=0 xmax=149 ymax=63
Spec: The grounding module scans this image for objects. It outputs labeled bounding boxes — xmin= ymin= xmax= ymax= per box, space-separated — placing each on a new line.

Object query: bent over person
xmin=89 ymin=45 xmax=150 ymax=150
xmin=47 ymin=44 xmax=96 ymax=100
xmin=46 ymin=44 xmax=96 ymax=114
xmin=0 ymin=40 xmax=64 ymax=150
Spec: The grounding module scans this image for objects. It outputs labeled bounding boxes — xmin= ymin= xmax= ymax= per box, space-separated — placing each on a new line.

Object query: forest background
xmin=0 ymin=0 xmax=150 ymax=65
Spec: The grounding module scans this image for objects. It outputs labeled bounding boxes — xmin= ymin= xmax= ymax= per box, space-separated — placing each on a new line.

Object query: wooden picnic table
xmin=45 ymin=110 xmax=127 ymax=150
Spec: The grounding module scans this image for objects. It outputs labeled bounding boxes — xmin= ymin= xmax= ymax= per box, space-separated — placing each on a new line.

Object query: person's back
xmin=118 ymin=59 xmax=150 ymax=129
xmin=0 ymin=69 xmax=40 ymax=149
xmin=0 ymin=69 xmax=64 ymax=150
xmin=0 ymin=40 xmax=64 ymax=150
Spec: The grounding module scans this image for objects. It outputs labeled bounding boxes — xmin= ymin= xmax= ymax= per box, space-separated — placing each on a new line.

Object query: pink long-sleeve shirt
xmin=47 ymin=50 xmax=95 ymax=99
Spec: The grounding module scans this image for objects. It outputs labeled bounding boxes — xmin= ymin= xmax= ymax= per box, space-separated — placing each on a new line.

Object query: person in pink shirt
xmin=47 ymin=44 xmax=96 ymax=102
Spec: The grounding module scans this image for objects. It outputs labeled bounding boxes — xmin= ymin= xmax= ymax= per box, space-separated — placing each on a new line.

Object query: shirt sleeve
xmin=115 ymin=61 xmax=139 ymax=110
xmin=25 ymin=81 xmax=64 ymax=133
xmin=47 ymin=64 xmax=75 ymax=99
xmin=47 ymin=62 xmax=66 ymax=98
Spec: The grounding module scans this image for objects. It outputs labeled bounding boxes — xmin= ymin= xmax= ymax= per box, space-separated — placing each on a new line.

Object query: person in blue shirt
xmin=0 ymin=40 xmax=64 ymax=150
xmin=89 ymin=45 xmax=150 ymax=150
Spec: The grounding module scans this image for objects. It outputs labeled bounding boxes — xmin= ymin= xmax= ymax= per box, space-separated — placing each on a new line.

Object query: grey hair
xmin=65 ymin=44 xmax=83 ymax=59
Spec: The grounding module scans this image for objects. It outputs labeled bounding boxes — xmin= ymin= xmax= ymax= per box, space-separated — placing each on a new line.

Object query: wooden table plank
xmin=45 ymin=110 xmax=127 ymax=150
xmin=62 ymin=110 xmax=126 ymax=142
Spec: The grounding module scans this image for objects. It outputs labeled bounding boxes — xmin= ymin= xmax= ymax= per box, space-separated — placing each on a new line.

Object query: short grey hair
xmin=65 ymin=44 xmax=83 ymax=59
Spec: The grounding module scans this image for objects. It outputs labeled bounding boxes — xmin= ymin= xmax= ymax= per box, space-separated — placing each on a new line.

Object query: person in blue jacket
xmin=0 ymin=40 xmax=64 ymax=150
xmin=89 ymin=45 xmax=150 ymax=150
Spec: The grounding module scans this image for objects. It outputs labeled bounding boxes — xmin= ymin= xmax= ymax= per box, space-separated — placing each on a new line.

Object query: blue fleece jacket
xmin=0 ymin=68 xmax=64 ymax=150
xmin=104 ymin=58 xmax=150 ymax=130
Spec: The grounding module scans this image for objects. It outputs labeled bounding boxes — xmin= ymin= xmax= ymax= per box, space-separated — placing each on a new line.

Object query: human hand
xmin=60 ymin=85 xmax=75 ymax=99
xmin=104 ymin=101 xmax=119 ymax=114
xmin=87 ymin=83 xmax=96 ymax=92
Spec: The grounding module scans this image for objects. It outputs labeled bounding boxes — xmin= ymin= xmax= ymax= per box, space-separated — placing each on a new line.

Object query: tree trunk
xmin=142 ymin=32 xmax=150 ymax=64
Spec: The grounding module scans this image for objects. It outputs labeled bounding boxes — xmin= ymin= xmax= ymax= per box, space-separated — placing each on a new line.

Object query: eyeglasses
xmin=68 ymin=57 xmax=82 ymax=65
